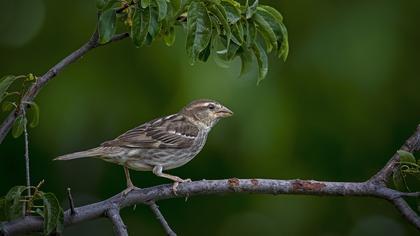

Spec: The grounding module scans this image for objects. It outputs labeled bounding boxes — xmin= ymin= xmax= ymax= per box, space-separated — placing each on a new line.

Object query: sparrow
xmin=54 ymin=99 xmax=233 ymax=194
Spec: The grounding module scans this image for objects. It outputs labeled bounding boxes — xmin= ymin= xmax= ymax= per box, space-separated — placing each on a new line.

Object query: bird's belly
xmin=101 ymin=131 xmax=208 ymax=171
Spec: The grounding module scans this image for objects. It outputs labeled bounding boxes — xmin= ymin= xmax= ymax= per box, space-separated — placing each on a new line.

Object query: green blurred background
xmin=1 ymin=0 xmax=420 ymax=235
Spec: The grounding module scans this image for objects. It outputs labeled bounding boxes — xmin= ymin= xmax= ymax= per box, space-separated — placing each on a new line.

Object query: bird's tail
xmin=54 ymin=147 xmax=104 ymax=161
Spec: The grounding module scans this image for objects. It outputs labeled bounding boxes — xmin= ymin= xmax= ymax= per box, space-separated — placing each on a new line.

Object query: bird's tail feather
xmin=54 ymin=147 xmax=103 ymax=161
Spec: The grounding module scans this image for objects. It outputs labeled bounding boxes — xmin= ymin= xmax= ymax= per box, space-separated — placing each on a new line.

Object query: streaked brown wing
xmin=101 ymin=114 xmax=199 ymax=149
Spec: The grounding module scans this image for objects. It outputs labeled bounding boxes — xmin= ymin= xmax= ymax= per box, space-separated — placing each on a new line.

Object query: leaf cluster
xmin=97 ymin=0 xmax=289 ymax=83
xmin=393 ymin=150 xmax=420 ymax=192
xmin=0 ymin=75 xmax=40 ymax=138
xmin=0 ymin=182 xmax=63 ymax=235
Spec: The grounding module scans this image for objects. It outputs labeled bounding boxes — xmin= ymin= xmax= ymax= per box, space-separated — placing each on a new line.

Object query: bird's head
xmin=181 ymin=99 xmax=233 ymax=128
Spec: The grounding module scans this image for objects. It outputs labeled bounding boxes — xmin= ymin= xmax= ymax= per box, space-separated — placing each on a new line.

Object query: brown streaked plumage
xmin=54 ymin=99 xmax=233 ymax=194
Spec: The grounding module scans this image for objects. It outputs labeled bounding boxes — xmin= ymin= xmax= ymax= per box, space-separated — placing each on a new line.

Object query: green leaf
xmin=210 ymin=4 xmax=231 ymax=49
xmin=98 ymin=9 xmax=117 ymax=44
xmin=0 ymin=75 xmax=18 ymax=104
xmin=252 ymin=41 xmax=268 ymax=84
xmin=27 ymin=102 xmax=40 ymax=128
xmin=221 ymin=0 xmax=241 ymax=24
xmin=131 ymin=6 xmax=151 ymax=47
xmin=393 ymin=169 xmax=406 ymax=191
xmin=97 ymin=0 xmax=118 ymax=10
xmin=12 ymin=115 xmax=27 ymax=138
xmin=258 ymin=5 xmax=283 ymax=22
xmin=239 ymin=49 xmax=254 ymax=77
xmin=244 ymin=19 xmax=256 ymax=47
xmin=5 ymin=186 xmax=27 ymax=220
xmin=186 ymin=1 xmax=213 ymax=64
xmin=155 ymin=0 xmax=168 ymax=21
xmin=254 ymin=12 xmax=278 ymax=53
xmin=231 ymin=21 xmax=244 ymax=45
xmin=256 ymin=7 xmax=287 ymax=59
xmin=42 ymin=193 xmax=64 ymax=235
xmin=141 ymin=0 xmax=151 ymax=8
xmin=163 ymin=25 xmax=176 ymax=46
xmin=246 ymin=0 xmax=258 ymax=19
xmin=397 ymin=150 xmax=416 ymax=164
xmin=2 ymin=101 xmax=15 ymax=112
xmin=147 ymin=8 xmax=162 ymax=44
xmin=278 ymin=21 xmax=289 ymax=61
xmin=198 ymin=40 xmax=212 ymax=62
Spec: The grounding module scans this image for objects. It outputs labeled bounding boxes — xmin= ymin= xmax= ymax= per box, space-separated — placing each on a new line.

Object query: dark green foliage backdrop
xmin=1 ymin=0 xmax=420 ymax=235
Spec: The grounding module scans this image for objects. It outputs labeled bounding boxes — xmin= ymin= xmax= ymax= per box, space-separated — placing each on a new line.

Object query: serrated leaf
xmin=252 ymin=41 xmax=268 ymax=84
xmin=141 ymin=0 xmax=151 ymax=8
xmin=42 ymin=193 xmax=64 ymax=235
xmin=163 ymin=25 xmax=176 ymax=46
xmin=246 ymin=0 xmax=258 ymax=19
xmin=5 ymin=186 xmax=27 ymax=220
xmin=239 ymin=49 xmax=254 ymax=77
xmin=393 ymin=169 xmax=406 ymax=191
xmin=254 ymin=12 xmax=278 ymax=53
xmin=12 ymin=115 xmax=27 ymax=138
xmin=186 ymin=1 xmax=212 ymax=64
xmin=256 ymin=7 xmax=287 ymax=58
xmin=210 ymin=4 xmax=231 ymax=49
xmin=27 ymin=102 xmax=40 ymax=128
xmin=397 ymin=150 xmax=416 ymax=164
xmin=221 ymin=1 xmax=241 ymax=24
xmin=155 ymin=0 xmax=167 ymax=21
xmin=0 ymin=75 xmax=18 ymax=104
xmin=131 ymin=6 xmax=151 ymax=47
xmin=98 ymin=9 xmax=117 ymax=44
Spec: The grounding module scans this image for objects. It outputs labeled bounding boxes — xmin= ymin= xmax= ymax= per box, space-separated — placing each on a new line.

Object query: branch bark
xmin=106 ymin=205 xmax=128 ymax=236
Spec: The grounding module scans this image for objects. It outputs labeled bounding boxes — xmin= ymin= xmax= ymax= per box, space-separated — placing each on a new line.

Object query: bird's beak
xmin=216 ymin=106 xmax=234 ymax=118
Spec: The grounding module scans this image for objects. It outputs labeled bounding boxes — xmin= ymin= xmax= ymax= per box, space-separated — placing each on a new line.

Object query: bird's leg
xmin=122 ymin=166 xmax=140 ymax=195
xmin=152 ymin=165 xmax=191 ymax=194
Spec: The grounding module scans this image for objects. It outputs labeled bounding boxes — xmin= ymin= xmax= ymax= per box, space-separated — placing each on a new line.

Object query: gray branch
xmin=148 ymin=202 xmax=177 ymax=236
xmin=106 ymin=205 xmax=128 ymax=236
xmin=0 ymin=31 xmax=129 ymax=143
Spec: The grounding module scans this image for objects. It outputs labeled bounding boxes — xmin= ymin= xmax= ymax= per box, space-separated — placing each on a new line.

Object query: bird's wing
xmin=101 ymin=114 xmax=199 ymax=149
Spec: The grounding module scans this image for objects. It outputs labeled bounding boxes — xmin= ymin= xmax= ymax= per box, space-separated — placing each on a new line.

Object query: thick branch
xmin=1 ymin=178 xmax=419 ymax=235
xmin=106 ymin=206 xmax=128 ymax=236
xmin=0 ymin=32 xmax=129 ymax=144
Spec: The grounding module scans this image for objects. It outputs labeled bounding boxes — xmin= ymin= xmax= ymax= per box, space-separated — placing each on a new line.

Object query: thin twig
xmin=106 ymin=206 xmax=128 ymax=236
xmin=67 ymin=188 xmax=76 ymax=215
xmin=148 ymin=202 xmax=177 ymax=236
xmin=22 ymin=108 xmax=31 ymax=200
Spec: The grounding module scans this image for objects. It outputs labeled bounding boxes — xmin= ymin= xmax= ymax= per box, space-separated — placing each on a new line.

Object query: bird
xmin=54 ymin=99 xmax=233 ymax=194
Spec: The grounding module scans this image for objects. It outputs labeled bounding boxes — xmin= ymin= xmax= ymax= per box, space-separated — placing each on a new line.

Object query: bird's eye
xmin=208 ymin=104 xmax=215 ymax=110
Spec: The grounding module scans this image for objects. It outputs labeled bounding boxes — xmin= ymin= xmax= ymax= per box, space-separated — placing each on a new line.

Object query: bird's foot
xmin=172 ymin=178 xmax=191 ymax=195
xmin=122 ymin=185 xmax=141 ymax=196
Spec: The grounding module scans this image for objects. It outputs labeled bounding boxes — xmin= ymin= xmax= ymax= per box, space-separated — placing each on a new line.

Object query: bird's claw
xmin=172 ymin=178 xmax=192 ymax=195
xmin=122 ymin=185 xmax=141 ymax=196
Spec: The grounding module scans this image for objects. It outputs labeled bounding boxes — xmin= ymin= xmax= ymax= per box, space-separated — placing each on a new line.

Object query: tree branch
xmin=0 ymin=31 xmax=129 ymax=144
xmin=1 ymin=178 xmax=419 ymax=235
xmin=148 ymin=202 xmax=177 ymax=236
xmin=106 ymin=205 xmax=128 ymax=236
